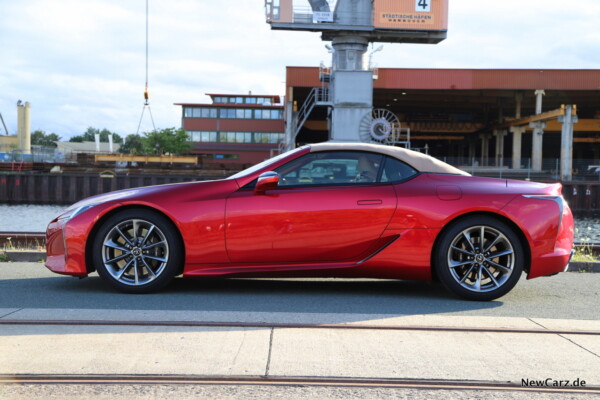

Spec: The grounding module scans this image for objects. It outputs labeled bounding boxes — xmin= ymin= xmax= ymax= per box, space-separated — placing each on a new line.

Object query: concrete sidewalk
xmin=1 ymin=309 xmax=599 ymax=386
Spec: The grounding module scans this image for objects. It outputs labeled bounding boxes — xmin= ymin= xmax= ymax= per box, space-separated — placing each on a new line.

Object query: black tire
xmin=92 ymin=209 xmax=183 ymax=293
xmin=434 ymin=215 xmax=524 ymax=301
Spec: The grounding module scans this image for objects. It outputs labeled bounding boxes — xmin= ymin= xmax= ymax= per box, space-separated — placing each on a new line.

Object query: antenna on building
xmin=136 ymin=0 xmax=157 ymax=135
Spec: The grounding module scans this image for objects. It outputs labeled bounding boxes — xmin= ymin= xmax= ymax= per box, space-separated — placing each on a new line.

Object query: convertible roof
xmin=309 ymin=142 xmax=470 ymax=176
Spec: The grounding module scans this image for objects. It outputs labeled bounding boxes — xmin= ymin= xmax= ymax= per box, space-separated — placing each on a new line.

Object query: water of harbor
xmin=1 ymin=204 xmax=599 ymax=243
xmin=0 ymin=204 xmax=65 ymax=232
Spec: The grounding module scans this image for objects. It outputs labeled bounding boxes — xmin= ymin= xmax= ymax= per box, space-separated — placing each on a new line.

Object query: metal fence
xmin=0 ymin=146 xmax=81 ymax=164
xmin=3 ymin=145 xmax=600 ymax=183
xmin=438 ymin=156 xmax=600 ymax=181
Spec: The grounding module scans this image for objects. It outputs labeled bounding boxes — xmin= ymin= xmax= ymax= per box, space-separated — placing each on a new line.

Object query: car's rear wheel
xmin=92 ymin=209 xmax=182 ymax=293
xmin=434 ymin=216 xmax=524 ymax=301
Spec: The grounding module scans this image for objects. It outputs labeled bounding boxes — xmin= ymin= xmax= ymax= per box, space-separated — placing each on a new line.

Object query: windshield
xmin=228 ymin=146 xmax=307 ymax=179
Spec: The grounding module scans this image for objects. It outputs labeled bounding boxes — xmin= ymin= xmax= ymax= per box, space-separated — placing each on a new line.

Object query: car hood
xmin=61 ymin=178 xmax=237 ymax=214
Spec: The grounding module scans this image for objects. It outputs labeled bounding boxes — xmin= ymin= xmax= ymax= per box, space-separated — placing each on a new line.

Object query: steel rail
xmin=0 ymin=374 xmax=598 ymax=394
xmin=0 ymin=319 xmax=598 ymax=336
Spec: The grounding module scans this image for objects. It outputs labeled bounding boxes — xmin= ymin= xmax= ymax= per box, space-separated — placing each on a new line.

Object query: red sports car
xmin=46 ymin=142 xmax=574 ymax=300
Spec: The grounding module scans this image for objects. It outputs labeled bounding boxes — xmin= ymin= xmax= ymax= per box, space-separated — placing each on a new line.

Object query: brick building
xmin=176 ymin=93 xmax=284 ymax=168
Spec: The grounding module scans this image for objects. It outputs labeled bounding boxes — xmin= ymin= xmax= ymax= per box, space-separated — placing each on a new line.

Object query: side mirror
xmin=255 ymin=171 xmax=279 ymax=194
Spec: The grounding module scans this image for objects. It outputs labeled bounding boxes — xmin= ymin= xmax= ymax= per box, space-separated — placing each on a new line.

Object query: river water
xmin=1 ymin=204 xmax=599 ymax=243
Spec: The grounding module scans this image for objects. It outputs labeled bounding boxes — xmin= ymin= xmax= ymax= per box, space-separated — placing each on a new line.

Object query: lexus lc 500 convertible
xmin=46 ymin=142 xmax=574 ymax=300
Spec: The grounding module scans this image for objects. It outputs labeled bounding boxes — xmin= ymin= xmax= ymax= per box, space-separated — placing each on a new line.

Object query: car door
xmin=225 ymin=151 xmax=397 ymax=264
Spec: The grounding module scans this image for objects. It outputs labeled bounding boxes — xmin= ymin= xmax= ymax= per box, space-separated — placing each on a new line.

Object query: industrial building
xmin=176 ymin=93 xmax=284 ymax=168
xmin=286 ymin=66 xmax=600 ymax=179
xmin=261 ymin=0 xmax=600 ymax=181
xmin=177 ymin=68 xmax=599 ymax=180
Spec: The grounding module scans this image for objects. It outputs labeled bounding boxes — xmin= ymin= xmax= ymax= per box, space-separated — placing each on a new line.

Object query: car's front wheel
xmin=434 ymin=216 xmax=524 ymax=301
xmin=92 ymin=209 xmax=183 ymax=293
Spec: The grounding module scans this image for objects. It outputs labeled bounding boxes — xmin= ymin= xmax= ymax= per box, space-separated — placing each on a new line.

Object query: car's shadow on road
xmin=0 ymin=274 xmax=502 ymax=315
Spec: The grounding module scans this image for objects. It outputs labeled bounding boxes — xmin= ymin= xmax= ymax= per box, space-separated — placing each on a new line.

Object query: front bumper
xmin=45 ymin=217 xmax=88 ymax=276
xmin=45 ymin=203 xmax=120 ymax=276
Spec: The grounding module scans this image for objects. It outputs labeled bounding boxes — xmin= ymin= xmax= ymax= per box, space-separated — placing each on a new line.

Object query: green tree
xmin=119 ymin=134 xmax=146 ymax=154
xmin=31 ymin=130 xmax=61 ymax=147
xmin=69 ymin=127 xmax=123 ymax=144
xmin=143 ymin=128 xmax=191 ymax=155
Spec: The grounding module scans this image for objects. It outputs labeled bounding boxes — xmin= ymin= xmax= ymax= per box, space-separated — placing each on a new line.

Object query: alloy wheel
xmin=101 ymin=218 xmax=170 ymax=286
xmin=446 ymin=225 xmax=515 ymax=293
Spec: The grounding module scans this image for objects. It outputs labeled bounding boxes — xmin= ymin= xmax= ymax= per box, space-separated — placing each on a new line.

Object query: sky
xmin=0 ymin=0 xmax=599 ymax=140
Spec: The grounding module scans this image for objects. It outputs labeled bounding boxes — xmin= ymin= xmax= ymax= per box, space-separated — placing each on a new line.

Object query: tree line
xmin=31 ymin=127 xmax=191 ymax=155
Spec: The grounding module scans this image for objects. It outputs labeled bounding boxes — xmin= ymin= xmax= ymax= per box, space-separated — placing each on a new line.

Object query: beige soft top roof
xmin=310 ymin=142 xmax=470 ymax=176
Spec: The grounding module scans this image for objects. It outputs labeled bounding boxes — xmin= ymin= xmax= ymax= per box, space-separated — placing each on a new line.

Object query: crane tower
xmin=265 ymin=0 xmax=449 ymax=149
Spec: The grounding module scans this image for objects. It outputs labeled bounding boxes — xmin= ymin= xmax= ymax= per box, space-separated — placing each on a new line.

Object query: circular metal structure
xmin=359 ymin=108 xmax=400 ymax=145
xmin=101 ymin=218 xmax=169 ymax=286
xmin=446 ymin=225 xmax=515 ymax=293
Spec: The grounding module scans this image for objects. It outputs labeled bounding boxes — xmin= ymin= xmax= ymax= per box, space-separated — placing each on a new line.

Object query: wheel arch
xmin=85 ymin=204 xmax=186 ymax=275
xmin=430 ymin=211 xmax=531 ymax=281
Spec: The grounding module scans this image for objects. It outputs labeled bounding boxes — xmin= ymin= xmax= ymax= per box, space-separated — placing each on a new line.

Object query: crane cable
xmin=136 ymin=0 xmax=157 ymax=135
xmin=0 ymin=112 xmax=9 ymax=135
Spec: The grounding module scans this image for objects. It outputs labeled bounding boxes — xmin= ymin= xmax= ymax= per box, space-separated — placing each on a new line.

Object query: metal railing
xmin=436 ymin=157 xmax=600 ymax=181
xmin=294 ymin=87 xmax=330 ymax=138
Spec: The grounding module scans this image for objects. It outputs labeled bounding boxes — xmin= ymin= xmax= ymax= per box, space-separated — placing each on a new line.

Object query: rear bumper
xmin=527 ymin=200 xmax=575 ymax=279
xmin=528 ymin=245 xmax=573 ymax=279
xmin=501 ymin=194 xmax=574 ymax=279
xmin=563 ymin=249 xmax=576 ymax=272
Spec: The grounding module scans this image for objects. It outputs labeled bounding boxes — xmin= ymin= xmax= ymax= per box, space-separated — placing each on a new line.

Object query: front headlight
xmin=57 ymin=204 xmax=98 ymax=221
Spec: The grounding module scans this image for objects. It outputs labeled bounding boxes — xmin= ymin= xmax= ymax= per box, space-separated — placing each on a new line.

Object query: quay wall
xmin=0 ymin=173 xmax=227 ymax=205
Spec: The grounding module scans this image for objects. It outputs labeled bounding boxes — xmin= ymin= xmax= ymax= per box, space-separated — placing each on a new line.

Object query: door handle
xmin=357 ymin=199 xmax=382 ymax=205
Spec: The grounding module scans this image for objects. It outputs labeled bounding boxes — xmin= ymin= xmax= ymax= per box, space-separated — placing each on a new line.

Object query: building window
xmin=187 ymin=131 xmax=283 ymax=144
xmin=219 ymin=108 xmax=232 ymax=119
xmin=245 ymin=97 xmax=256 ymax=104
xmin=185 ymin=106 xmax=282 ymax=120
xmin=214 ymin=154 xmax=239 ymax=160
xmin=253 ymin=133 xmax=266 ymax=143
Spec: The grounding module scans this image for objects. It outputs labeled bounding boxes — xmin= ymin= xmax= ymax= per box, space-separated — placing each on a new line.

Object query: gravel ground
xmin=574 ymin=217 xmax=600 ymax=243
xmin=0 ymin=384 xmax=596 ymax=400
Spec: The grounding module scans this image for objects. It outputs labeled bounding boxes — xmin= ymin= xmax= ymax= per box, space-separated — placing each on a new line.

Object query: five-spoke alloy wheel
xmin=93 ymin=209 xmax=182 ymax=293
xmin=435 ymin=216 xmax=524 ymax=301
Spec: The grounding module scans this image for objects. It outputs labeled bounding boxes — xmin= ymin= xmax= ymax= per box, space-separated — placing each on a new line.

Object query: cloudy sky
xmin=1 ymin=0 xmax=598 ymax=139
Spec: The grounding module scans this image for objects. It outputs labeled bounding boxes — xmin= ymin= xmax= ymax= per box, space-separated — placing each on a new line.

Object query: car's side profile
xmin=46 ymin=142 xmax=574 ymax=300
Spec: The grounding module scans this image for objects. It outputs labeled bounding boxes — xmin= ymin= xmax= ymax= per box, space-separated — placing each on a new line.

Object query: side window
xmin=274 ymin=151 xmax=383 ymax=186
xmin=380 ymin=156 xmax=418 ymax=183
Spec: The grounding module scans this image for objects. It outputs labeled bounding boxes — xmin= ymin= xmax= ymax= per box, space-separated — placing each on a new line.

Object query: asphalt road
xmin=1 ymin=262 xmax=599 ymax=321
